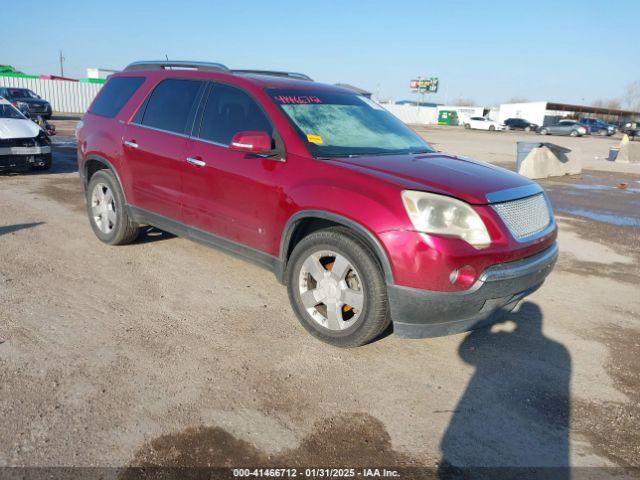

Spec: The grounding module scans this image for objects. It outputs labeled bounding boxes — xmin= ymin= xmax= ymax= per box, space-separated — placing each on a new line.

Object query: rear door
xmin=123 ymin=78 xmax=205 ymax=221
xmin=182 ymin=82 xmax=285 ymax=252
xmin=556 ymin=121 xmax=573 ymax=135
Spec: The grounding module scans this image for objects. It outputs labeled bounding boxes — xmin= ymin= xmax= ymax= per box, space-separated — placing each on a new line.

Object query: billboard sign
xmin=410 ymin=77 xmax=438 ymax=93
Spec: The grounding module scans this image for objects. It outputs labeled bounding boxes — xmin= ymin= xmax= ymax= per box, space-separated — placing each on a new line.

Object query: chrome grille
xmin=493 ymin=193 xmax=551 ymax=240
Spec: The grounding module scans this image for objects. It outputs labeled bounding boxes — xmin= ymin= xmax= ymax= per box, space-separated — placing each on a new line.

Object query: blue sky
xmin=2 ymin=0 xmax=639 ymax=106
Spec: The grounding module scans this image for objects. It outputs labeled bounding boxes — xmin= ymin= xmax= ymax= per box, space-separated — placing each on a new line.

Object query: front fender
xmin=277 ymin=183 xmax=407 ymax=284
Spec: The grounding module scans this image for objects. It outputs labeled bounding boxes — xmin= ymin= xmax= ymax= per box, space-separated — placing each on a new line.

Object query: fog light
xmin=449 ymin=265 xmax=477 ymax=288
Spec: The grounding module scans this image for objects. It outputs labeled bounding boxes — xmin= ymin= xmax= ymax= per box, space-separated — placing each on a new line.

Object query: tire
xmin=86 ymin=169 xmax=140 ymax=245
xmin=540 ymin=128 xmax=548 ymax=135
xmin=570 ymin=130 xmax=579 ymax=137
xmin=32 ymin=154 xmax=52 ymax=171
xmin=464 ymin=123 xmax=470 ymax=129
xmin=525 ymin=126 xmax=531 ymax=132
xmin=505 ymin=125 xmax=511 ymax=131
xmin=489 ymin=125 xmax=495 ymax=131
xmin=286 ymin=227 xmax=390 ymax=347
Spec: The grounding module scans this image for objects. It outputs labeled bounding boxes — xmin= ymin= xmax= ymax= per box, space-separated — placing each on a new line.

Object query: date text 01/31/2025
xmin=232 ymin=468 xmax=401 ymax=478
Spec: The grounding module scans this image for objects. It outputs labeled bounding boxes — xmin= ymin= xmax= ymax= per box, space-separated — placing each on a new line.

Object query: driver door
xmin=182 ymin=82 xmax=286 ymax=253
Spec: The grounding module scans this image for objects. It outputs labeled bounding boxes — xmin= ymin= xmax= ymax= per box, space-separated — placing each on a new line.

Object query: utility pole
xmin=59 ymin=51 xmax=65 ymax=77
xmin=416 ymin=76 xmax=421 ymax=118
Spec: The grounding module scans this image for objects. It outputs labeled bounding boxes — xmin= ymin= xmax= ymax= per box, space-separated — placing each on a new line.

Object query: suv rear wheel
xmin=86 ymin=169 xmax=140 ymax=245
xmin=287 ymin=228 xmax=390 ymax=347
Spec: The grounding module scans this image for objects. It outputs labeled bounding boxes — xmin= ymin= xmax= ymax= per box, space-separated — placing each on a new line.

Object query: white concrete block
xmin=517 ymin=145 xmax=581 ymax=179
xmin=616 ymin=138 xmax=640 ymax=163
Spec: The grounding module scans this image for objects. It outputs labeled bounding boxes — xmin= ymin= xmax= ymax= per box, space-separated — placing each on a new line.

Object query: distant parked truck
xmin=579 ymin=118 xmax=615 ymax=136
xmin=437 ymin=110 xmax=459 ymax=125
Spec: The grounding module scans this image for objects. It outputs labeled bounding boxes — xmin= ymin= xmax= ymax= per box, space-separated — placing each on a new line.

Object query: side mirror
xmin=229 ymin=131 xmax=272 ymax=154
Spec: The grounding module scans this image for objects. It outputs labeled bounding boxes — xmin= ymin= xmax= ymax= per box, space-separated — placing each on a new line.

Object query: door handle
xmin=123 ymin=140 xmax=138 ymax=149
xmin=186 ymin=157 xmax=206 ymax=167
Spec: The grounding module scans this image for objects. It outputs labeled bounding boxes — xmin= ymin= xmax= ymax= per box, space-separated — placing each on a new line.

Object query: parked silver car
xmin=538 ymin=120 xmax=587 ymax=137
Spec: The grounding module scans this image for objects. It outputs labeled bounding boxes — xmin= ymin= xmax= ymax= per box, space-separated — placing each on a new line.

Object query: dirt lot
xmin=0 ymin=128 xmax=639 ymax=478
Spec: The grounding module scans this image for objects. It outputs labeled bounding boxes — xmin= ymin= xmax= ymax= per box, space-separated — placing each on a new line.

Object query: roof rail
xmin=124 ymin=60 xmax=229 ymax=73
xmin=231 ymin=70 xmax=313 ymax=81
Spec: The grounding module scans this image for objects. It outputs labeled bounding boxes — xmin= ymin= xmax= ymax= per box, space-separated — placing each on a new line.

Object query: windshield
xmin=268 ymin=89 xmax=432 ymax=158
xmin=9 ymin=89 xmax=38 ymax=99
xmin=0 ymin=103 xmax=26 ymax=119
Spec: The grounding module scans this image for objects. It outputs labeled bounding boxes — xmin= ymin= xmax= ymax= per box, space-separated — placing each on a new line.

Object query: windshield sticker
xmin=306 ymin=134 xmax=323 ymax=145
xmin=274 ymin=95 xmax=322 ymax=105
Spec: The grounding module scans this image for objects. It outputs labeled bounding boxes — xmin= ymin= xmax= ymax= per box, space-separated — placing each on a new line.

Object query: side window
xmin=198 ymin=83 xmax=273 ymax=146
xmin=141 ymin=79 xmax=204 ymax=134
xmin=89 ymin=76 xmax=145 ymax=118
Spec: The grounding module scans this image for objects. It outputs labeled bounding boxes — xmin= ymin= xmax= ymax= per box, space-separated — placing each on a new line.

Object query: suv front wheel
xmin=86 ymin=169 xmax=141 ymax=245
xmin=287 ymin=228 xmax=390 ymax=347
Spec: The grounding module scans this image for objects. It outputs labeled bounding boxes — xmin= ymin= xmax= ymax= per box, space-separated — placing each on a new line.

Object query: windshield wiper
xmin=409 ymin=149 xmax=433 ymax=154
xmin=317 ymin=154 xmax=362 ymax=159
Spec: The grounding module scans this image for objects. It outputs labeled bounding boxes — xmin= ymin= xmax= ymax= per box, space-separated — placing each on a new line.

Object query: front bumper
xmin=0 ymin=146 xmax=52 ymax=171
xmin=389 ymin=242 xmax=558 ymax=338
xmin=26 ymin=105 xmax=52 ymax=117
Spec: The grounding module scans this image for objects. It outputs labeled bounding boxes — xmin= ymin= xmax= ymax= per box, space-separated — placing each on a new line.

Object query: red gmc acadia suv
xmin=76 ymin=61 xmax=558 ymax=347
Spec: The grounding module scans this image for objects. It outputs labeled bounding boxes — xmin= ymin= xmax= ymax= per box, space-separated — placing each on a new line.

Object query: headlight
xmin=401 ymin=190 xmax=491 ymax=248
xmin=75 ymin=120 xmax=84 ymax=140
xmin=36 ymin=130 xmax=51 ymax=145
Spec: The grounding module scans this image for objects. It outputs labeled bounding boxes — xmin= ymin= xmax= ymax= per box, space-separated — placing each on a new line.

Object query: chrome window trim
xmin=130 ymin=120 xmax=286 ymax=162
xmin=191 ymin=136 xmax=229 ymax=149
xmin=128 ymin=122 xmax=190 ymax=138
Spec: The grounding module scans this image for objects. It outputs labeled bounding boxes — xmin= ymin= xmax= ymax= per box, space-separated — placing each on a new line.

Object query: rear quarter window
xmin=89 ymin=76 xmax=145 ymax=118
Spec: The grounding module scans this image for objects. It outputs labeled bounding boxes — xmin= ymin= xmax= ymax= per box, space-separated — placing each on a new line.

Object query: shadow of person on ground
xmin=0 ymin=222 xmax=44 ymax=236
xmin=439 ymin=302 xmax=571 ymax=480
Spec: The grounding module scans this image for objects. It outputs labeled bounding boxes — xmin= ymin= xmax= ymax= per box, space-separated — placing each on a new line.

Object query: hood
xmin=327 ymin=152 xmax=536 ymax=205
xmin=0 ymin=118 xmax=41 ymax=139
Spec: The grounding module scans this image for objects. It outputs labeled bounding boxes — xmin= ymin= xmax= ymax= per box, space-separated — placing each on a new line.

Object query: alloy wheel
xmin=91 ymin=182 xmax=117 ymax=234
xmin=298 ymin=250 xmax=365 ymax=331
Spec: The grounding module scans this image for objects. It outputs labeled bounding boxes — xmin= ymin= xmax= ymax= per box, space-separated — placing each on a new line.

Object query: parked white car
xmin=0 ymin=97 xmax=52 ymax=171
xmin=464 ymin=116 xmax=505 ymax=131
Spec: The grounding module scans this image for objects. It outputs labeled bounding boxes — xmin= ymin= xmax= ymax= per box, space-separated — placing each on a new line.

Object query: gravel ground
xmin=0 ymin=131 xmax=638 ymax=478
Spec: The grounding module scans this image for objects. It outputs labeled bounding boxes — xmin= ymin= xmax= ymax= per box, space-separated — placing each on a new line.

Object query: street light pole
xmin=416 ymin=76 xmax=421 ymax=120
